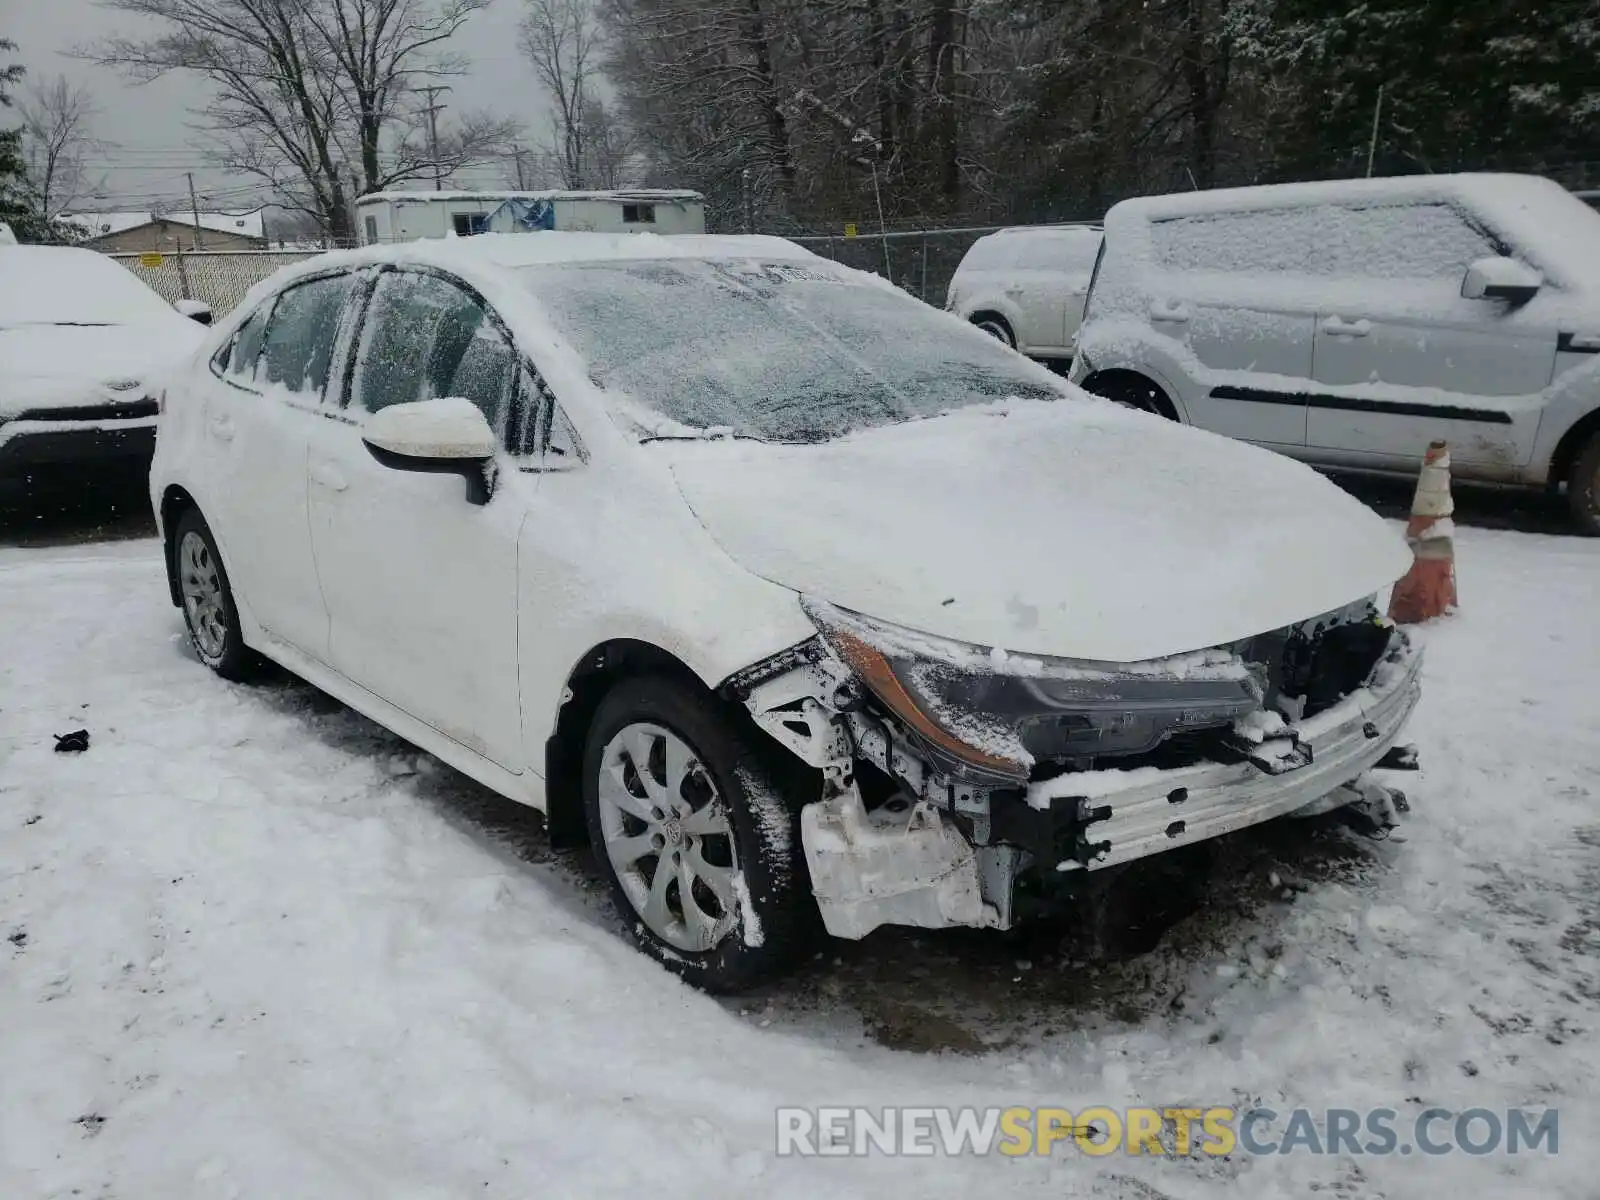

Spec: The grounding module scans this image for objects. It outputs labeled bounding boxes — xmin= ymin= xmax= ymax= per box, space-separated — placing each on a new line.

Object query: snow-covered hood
xmin=0 ymin=321 xmax=204 ymax=417
xmin=667 ymin=399 xmax=1414 ymax=662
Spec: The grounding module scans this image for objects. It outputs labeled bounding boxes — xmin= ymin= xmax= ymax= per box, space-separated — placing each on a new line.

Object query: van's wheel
xmin=173 ymin=509 xmax=256 ymax=680
xmin=582 ymin=675 xmax=815 ymax=992
xmin=1567 ymin=431 xmax=1600 ymax=536
xmin=1082 ymin=370 xmax=1176 ymax=420
xmin=972 ymin=314 xmax=1015 ymax=348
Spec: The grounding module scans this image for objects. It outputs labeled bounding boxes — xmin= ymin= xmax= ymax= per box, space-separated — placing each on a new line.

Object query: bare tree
xmin=19 ymin=77 xmax=103 ymax=223
xmin=85 ymin=0 xmax=514 ymax=241
xmin=520 ymin=0 xmax=605 ymax=188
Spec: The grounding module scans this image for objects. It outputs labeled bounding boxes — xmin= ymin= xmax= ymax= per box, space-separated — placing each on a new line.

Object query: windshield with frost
xmin=520 ymin=258 xmax=1064 ymax=443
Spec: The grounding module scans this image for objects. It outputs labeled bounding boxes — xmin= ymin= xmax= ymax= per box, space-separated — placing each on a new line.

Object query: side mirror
xmin=175 ymin=298 xmax=214 ymax=325
xmin=361 ymin=397 xmax=497 ymax=505
xmin=1462 ymin=256 xmax=1542 ymax=305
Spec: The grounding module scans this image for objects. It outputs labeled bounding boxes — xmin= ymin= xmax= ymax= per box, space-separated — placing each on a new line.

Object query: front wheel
xmin=582 ymin=675 xmax=815 ymax=992
xmin=173 ymin=509 xmax=256 ymax=680
xmin=1567 ymin=431 xmax=1600 ymax=536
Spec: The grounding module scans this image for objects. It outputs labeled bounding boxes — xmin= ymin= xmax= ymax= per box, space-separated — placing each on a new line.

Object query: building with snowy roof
xmin=59 ymin=209 xmax=267 ymax=253
xmin=354 ymin=189 xmax=706 ymax=244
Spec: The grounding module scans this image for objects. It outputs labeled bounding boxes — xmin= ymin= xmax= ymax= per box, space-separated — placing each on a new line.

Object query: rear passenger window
xmin=350 ymin=271 xmax=518 ymax=442
xmin=219 ymin=300 xmax=274 ymax=383
xmin=259 ymin=274 xmax=356 ymax=397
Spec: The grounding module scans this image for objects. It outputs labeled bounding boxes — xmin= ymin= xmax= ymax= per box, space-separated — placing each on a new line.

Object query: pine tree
xmin=0 ymin=35 xmax=41 ymax=240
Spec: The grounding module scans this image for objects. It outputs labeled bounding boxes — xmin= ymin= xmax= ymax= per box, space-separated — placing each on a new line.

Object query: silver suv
xmin=946 ymin=225 xmax=1102 ymax=361
xmin=1070 ymin=174 xmax=1600 ymax=532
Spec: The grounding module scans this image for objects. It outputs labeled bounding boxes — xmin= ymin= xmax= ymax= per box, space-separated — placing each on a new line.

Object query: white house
xmin=354 ymin=190 xmax=706 ymax=244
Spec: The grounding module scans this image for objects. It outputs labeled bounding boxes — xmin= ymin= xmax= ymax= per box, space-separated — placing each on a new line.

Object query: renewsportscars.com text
xmin=775 ymin=1106 xmax=1559 ymax=1158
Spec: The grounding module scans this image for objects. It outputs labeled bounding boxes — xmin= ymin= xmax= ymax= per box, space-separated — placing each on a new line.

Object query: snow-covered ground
xmin=1 ymin=528 xmax=1597 ymax=1197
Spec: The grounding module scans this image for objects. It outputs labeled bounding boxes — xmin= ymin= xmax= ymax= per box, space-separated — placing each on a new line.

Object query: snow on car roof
xmin=250 ymin=233 xmax=822 ymax=297
xmin=1107 ymin=173 xmax=1600 ymax=285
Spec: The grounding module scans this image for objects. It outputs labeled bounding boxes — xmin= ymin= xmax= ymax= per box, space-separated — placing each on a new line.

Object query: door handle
xmin=208 ymin=415 xmax=235 ymax=442
xmin=310 ymin=462 xmax=348 ymax=492
xmin=1150 ymin=301 xmax=1189 ymax=323
xmin=1324 ymin=316 xmax=1372 ymax=337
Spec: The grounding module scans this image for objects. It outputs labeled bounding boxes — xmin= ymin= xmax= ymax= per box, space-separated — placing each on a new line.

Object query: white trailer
xmin=355 ymin=190 xmax=706 ymax=244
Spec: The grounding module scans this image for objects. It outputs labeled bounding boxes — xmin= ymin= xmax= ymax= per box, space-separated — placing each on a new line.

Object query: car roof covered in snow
xmin=250 ymin=232 xmax=821 ymax=293
xmin=1105 ymin=173 xmax=1600 ymax=286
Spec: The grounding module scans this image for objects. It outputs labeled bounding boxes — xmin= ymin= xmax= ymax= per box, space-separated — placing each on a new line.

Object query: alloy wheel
xmin=596 ymin=722 xmax=743 ymax=953
xmin=179 ymin=530 xmax=228 ymax=661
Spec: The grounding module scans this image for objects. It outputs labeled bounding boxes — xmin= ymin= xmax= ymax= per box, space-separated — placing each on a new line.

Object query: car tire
xmin=972 ymin=314 xmax=1015 ymax=348
xmin=173 ymin=509 xmax=256 ymax=680
xmin=1567 ymin=431 xmax=1600 ymax=536
xmin=582 ymin=674 xmax=814 ymax=992
xmin=1082 ymin=370 xmax=1176 ymax=420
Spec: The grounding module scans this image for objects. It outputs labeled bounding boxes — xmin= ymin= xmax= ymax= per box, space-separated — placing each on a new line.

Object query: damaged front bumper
xmin=731 ymin=616 xmax=1423 ymax=942
xmin=1023 ymin=628 xmax=1423 ymax=873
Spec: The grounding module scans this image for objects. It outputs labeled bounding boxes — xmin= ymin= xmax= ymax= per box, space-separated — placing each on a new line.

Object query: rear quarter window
xmin=215 ymin=300 xmax=274 ymax=384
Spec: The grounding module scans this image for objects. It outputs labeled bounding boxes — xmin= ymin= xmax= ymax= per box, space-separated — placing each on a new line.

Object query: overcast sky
xmin=3 ymin=0 xmax=545 ymax=219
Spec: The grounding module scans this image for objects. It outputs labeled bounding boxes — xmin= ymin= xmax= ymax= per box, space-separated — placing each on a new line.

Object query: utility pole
xmin=417 ymin=85 xmax=452 ymax=191
xmin=513 ymin=145 xmax=528 ymax=190
xmin=1366 ymin=83 xmax=1386 ymax=179
xmin=187 ymin=172 xmax=204 ymax=251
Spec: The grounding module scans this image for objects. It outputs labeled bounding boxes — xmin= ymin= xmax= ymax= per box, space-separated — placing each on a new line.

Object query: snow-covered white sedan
xmin=0 ymin=245 xmax=210 ymax=482
xmin=150 ymin=233 xmax=1424 ymax=991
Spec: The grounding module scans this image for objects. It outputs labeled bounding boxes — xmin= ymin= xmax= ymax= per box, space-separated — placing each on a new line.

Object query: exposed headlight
xmin=803 ymin=599 xmax=1264 ymax=784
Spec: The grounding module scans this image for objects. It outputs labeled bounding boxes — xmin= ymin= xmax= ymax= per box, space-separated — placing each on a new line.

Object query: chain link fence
xmin=789 ymin=225 xmax=1012 ymax=306
xmin=109 ymin=249 xmax=321 ymax=317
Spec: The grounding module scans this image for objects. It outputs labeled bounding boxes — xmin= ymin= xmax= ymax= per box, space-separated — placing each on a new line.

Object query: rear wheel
xmin=971 ymin=314 xmax=1015 ymax=348
xmin=582 ymin=675 xmax=814 ymax=992
xmin=173 ymin=510 xmax=255 ymax=680
xmin=1567 ymin=431 xmax=1600 ymax=536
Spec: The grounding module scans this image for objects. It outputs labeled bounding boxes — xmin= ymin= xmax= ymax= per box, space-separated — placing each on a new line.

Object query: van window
xmin=1153 ymin=203 xmax=1499 ymax=281
xmin=1029 ymin=230 xmax=1103 ymax=274
xmin=961 ymin=235 xmax=1016 ymax=271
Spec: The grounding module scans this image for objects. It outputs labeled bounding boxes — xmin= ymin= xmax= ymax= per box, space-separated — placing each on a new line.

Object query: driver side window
xmin=349 ymin=270 xmax=518 ymax=444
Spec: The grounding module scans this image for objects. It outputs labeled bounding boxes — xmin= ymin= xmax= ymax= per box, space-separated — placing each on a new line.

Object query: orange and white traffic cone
xmin=1388 ymin=440 xmax=1457 ymax=624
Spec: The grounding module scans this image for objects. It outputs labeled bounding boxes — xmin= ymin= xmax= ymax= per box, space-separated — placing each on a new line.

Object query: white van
xmin=946 ymin=225 xmax=1102 ymax=360
xmin=1070 ymin=174 xmax=1600 ymax=532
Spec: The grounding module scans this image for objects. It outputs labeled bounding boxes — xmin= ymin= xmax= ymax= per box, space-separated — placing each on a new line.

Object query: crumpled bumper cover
xmin=799 ymin=627 xmax=1423 ymax=938
xmin=1025 ymin=627 xmax=1424 ymax=872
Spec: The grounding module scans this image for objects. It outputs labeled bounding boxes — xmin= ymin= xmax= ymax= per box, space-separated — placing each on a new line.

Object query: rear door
xmin=1009 ymin=229 xmax=1101 ymax=356
xmin=307 ymin=268 xmax=528 ymax=772
xmin=1306 ymin=202 xmax=1556 ymax=472
xmin=1147 ymin=209 xmax=1316 ymax=448
xmin=200 ymin=274 xmax=355 ymax=658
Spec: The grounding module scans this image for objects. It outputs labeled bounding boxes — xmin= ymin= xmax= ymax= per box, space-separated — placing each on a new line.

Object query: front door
xmin=1306 ymin=202 xmax=1556 ymax=472
xmin=1147 ymin=209 xmax=1316 ymax=448
xmin=307 ymin=268 xmax=527 ymax=772
xmin=200 ymin=274 xmax=355 ymax=659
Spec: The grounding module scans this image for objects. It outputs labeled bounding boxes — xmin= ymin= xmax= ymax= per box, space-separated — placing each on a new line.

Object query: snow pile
xmin=1 ymin=526 xmax=1598 ymax=1197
